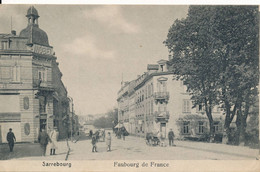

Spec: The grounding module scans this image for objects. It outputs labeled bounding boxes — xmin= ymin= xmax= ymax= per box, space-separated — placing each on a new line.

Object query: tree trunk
xmin=222 ymin=101 xmax=231 ymax=144
xmin=235 ymin=105 xmax=242 ymax=145
xmin=238 ymin=93 xmax=250 ymax=146
xmin=204 ymin=98 xmax=214 ymax=142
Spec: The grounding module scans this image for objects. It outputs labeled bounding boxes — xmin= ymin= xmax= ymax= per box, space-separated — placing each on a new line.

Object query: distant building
xmin=117 ymin=59 xmax=224 ymax=139
xmin=0 ymin=6 xmax=71 ymax=143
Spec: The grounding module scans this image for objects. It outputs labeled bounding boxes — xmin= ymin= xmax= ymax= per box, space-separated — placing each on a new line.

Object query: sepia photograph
xmin=0 ymin=3 xmax=259 ymax=171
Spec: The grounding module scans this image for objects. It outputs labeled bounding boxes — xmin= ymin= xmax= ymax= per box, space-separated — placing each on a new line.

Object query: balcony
xmin=154 ymin=91 xmax=169 ymax=103
xmin=154 ymin=111 xmax=170 ymax=123
xmin=33 ymin=79 xmax=53 ymax=90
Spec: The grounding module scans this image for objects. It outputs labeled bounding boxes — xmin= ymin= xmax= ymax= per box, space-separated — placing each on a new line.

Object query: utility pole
xmin=68 ymin=96 xmax=74 ymax=141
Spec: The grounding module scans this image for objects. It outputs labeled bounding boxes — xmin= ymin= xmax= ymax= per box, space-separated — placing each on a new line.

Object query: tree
xmin=164 ymin=6 xmax=259 ymax=144
xmin=165 ymin=6 xmax=221 ymax=141
xmin=210 ymin=6 xmax=259 ymax=145
xmin=93 ymin=108 xmax=118 ymax=129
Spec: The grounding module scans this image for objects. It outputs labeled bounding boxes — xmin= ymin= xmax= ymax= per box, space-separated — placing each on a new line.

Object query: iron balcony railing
xmin=154 ymin=111 xmax=170 ymax=119
xmin=154 ymin=91 xmax=169 ymax=100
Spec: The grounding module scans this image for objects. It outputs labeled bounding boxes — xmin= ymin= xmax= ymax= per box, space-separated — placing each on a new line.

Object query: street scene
xmin=1 ymin=131 xmax=258 ymax=160
xmin=0 ymin=4 xmax=259 ymax=170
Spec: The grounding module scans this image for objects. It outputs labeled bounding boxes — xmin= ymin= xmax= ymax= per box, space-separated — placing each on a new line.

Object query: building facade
xmin=0 ymin=6 xmax=71 ymax=143
xmin=117 ymin=59 xmax=224 ymax=139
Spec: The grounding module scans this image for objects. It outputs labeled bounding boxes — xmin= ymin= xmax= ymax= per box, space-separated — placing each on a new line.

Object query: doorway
xmin=40 ymin=119 xmax=47 ymax=131
xmin=160 ymin=123 xmax=166 ymax=139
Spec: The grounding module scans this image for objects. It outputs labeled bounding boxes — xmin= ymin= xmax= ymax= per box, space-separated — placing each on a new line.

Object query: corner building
xmin=118 ymin=59 xmax=224 ymax=139
xmin=0 ymin=7 xmax=70 ymax=143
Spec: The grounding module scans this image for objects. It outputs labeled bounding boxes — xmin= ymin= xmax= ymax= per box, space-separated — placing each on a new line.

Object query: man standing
xmin=38 ymin=128 xmax=51 ymax=156
xmin=6 ymin=128 xmax=16 ymax=152
xmin=168 ymin=129 xmax=175 ymax=146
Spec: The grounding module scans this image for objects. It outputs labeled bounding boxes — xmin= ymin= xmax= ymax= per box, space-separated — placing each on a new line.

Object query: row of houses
xmin=117 ymin=59 xmax=224 ymax=139
xmin=0 ymin=6 xmax=77 ymax=143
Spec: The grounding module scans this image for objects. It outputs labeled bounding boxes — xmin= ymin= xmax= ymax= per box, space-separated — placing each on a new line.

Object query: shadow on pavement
xmin=0 ymin=143 xmax=42 ymax=160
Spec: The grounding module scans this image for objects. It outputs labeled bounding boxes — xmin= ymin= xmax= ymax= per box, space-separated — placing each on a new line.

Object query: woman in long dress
xmin=49 ymin=128 xmax=58 ymax=155
xmin=106 ymin=132 xmax=112 ymax=151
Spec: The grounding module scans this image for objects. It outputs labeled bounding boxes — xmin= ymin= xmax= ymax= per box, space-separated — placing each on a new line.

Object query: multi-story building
xmin=0 ymin=6 xmax=71 ymax=143
xmin=117 ymin=59 xmax=224 ymax=139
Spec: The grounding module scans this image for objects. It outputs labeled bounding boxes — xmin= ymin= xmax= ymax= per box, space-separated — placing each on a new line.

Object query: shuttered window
xmin=183 ymin=100 xmax=191 ymax=113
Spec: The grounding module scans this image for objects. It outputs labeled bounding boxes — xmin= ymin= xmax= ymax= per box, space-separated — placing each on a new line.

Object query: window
xmin=196 ymin=104 xmax=203 ymax=112
xmin=162 ymin=82 xmax=167 ymax=92
xmin=148 ymin=85 xmax=151 ymax=97
xmin=0 ymin=66 xmax=11 ymax=81
xmin=151 ymin=101 xmax=153 ymax=114
xmin=213 ymin=122 xmax=219 ymax=133
xmin=198 ymin=121 xmax=204 ymax=134
xmin=1 ymin=41 xmax=8 ymax=50
xmin=183 ymin=121 xmax=189 ymax=134
xmin=12 ymin=65 xmax=21 ymax=82
xmin=183 ymin=100 xmax=191 ymax=113
xmin=38 ymin=68 xmax=47 ymax=82
xmin=160 ymin=65 xmax=163 ymax=72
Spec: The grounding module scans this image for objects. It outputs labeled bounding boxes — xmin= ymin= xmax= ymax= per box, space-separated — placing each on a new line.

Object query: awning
xmin=114 ymin=123 xmax=124 ymax=128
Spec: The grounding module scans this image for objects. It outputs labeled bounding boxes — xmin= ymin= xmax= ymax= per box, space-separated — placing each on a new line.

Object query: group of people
xmin=38 ymin=127 xmax=59 ymax=156
xmin=146 ymin=129 xmax=175 ymax=147
xmin=6 ymin=127 xmax=58 ymax=156
xmin=115 ymin=127 xmax=128 ymax=140
xmin=91 ymin=131 xmax=111 ymax=152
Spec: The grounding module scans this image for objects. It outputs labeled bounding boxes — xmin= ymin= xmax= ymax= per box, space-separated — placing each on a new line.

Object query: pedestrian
xmin=6 ymin=128 xmax=16 ymax=152
xmin=168 ymin=129 xmax=175 ymax=146
xmin=91 ymin=134 xmax=97 ymax=152
xmin=106 ymin=132 xmax=112 ymax=152
xmin=49 ymin=127 xmax=59 ymax=155
xmin=89 ymin=130 xmax=93 ymax=138
xmin=122 ymin=128 xmax=125 ymax=141
xmin=38 ymin=128 xmax=51 ymax=156
xmin=157 ymin=131 xmax=161 ymax=146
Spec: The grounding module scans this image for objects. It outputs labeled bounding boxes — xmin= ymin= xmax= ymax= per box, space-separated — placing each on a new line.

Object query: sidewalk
xmin=0 ymin=140 xmax=69 ymax=160
xmin=174 ymin=140 xmax=259 ymax=159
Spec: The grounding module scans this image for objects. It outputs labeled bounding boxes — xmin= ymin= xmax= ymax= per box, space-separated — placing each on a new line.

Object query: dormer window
xmin=160 ymin=65 xmax=164 ymax=72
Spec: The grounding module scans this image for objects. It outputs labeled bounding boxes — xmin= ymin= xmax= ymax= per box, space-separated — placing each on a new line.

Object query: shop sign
xmin=33 ymin=44 xmax=53 ymax=56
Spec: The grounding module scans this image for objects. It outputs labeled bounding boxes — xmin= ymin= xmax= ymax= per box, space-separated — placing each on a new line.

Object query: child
xmin=91 ymin=135 xmax=97 ymax=152
xmin=106 ymin=132 xmax=112 ymax=152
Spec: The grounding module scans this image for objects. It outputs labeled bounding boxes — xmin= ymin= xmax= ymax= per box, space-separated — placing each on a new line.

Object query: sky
xmin=0 ymin=5 xmax=189 ymax=115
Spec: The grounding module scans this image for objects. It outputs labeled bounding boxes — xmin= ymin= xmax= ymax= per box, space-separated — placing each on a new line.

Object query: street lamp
xmin=68 ymin=96 xmax=74 ymax=141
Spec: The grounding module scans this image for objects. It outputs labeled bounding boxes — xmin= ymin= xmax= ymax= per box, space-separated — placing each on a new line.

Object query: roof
xmin=19 ymin=22 xmax=49 ymax=47
xmin=147 ymin=64 xmax=159 ymax=70
xmin=26 ymin=6 xmax=39 ymax=18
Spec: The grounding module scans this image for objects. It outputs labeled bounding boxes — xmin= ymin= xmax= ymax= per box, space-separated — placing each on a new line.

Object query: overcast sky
xmin=0 ymin=5 xmax=189 ymax=115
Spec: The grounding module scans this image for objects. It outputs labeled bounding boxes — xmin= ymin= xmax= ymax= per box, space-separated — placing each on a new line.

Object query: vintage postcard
xmin=0 ymin=3 xmax=259 ymax=172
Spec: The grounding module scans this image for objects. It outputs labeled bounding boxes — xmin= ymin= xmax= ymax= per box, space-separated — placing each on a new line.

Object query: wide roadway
xmin=67 ymin=132 xmax=258 ymax=160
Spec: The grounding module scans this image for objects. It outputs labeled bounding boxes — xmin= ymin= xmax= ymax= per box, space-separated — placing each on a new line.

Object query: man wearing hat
xmin=6 ymin=128 xmax=16 ymax=152
xmin=168 ymin=129 xmax=175 ymax=146
xmin=38 ymin=128 xmax=51 ymax=156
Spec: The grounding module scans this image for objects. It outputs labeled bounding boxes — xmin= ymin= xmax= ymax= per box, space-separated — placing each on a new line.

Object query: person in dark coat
xmin=89 ymin=130 xmax=93 ymax=138
xmin=38 ymin=128 xmax=51 ymax=156
xmin=168 ymin=129 xmax=175 ymax=146
xmin=91 ymin=135 xmax=97 ymax=152
xmin=6 ymin=128 xmax=16 ymax=152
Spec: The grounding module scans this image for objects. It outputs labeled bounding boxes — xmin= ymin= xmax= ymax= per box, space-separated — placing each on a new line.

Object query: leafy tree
xmin=164 ymin=6 xmax=259 ymax=144
xmin=165 ymin=6 xmax=221 ymax=141
xmin=93 ymin=108 xmax=118 ymax=129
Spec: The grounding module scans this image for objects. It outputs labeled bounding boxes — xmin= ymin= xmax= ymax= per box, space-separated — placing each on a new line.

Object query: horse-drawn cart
xmin=146 ymin=133 xmax=160 ymax=146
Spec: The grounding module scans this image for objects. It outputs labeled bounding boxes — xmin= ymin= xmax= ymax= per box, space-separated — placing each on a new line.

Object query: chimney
xmin=11 ymin=30 xmax=16 ymax=35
